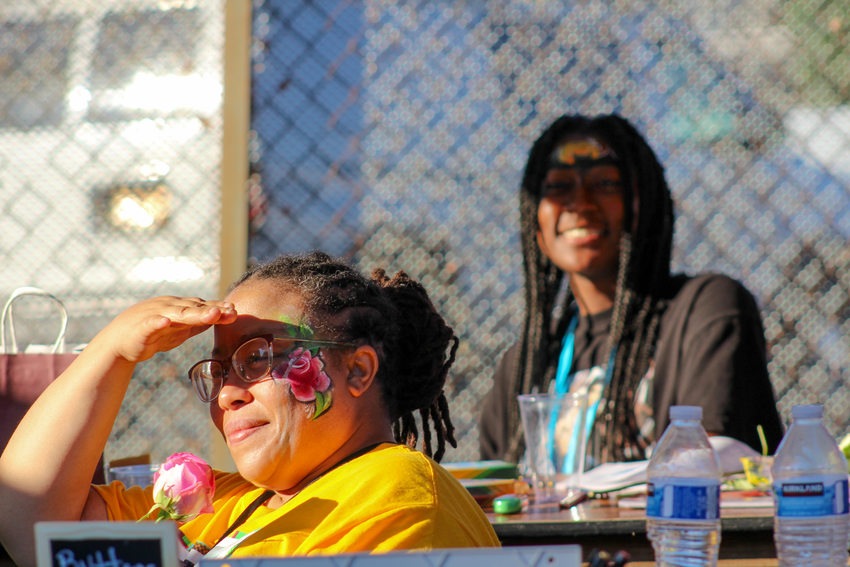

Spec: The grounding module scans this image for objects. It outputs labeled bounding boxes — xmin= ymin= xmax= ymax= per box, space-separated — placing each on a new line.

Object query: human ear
xmin=346 ymin=345 xmax=379 ymax=397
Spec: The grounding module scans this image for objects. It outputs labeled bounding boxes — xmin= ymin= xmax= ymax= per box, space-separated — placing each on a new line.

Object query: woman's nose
xmin=557 ymin=182 xmax=597 ymax=211
xmin=217 ymin=379 xmax=253 ymax=409
xmin=573 ymin=183 xmax=595 ymax=207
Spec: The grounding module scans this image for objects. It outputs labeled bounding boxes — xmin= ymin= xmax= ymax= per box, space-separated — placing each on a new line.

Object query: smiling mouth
xmin=225 ymin=422 xmax=266 ymax=444
xmin=559 ymin=226 xmax=605 ymax=239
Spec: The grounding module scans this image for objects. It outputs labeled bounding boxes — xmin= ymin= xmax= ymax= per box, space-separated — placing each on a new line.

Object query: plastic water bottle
xmin=772 ymin=404 xmax=849 ymax=567
xmin=646 ymin=405 xmax=721 ymax=567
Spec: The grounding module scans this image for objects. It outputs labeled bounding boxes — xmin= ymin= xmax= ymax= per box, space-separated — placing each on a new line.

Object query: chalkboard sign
xmin=35 ymin=521 xmax=178 ymax=567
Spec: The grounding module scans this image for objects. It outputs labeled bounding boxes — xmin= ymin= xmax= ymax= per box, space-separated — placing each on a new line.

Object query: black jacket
xmin=479 ymin=273 xmax=784 ymax=461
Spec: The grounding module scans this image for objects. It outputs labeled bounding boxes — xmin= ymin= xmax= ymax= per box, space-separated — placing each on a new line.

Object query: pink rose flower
xmin=145 ymin=452 xmax=215 ymax=523
xmin=274 ymin=347 xmax=331 ymax=402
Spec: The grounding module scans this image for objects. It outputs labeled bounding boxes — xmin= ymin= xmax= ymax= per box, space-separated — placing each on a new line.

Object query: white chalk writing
xmin=53 ymin=546 xmax=156 ymax=567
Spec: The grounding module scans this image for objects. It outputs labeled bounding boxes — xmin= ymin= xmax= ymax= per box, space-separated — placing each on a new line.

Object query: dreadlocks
xmin=235 ymin=251 xmax=459 ymax=461
xmin=507 ymin=114 xmax=675 ymax=463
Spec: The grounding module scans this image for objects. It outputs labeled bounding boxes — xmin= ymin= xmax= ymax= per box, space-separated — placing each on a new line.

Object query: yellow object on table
xmin=740 ymin=455 xmax=773 ymax=491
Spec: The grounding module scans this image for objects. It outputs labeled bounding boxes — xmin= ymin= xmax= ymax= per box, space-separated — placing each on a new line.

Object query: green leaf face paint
xmin=275 ymin=314 xmax=315 ymax=340
xmin=313 ymin=390 xmax=332 ymax=419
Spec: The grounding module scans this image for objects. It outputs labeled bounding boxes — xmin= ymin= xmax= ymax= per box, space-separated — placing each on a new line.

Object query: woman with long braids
xmin=0 ymin=251 xmax=499 ymax=566
xmin=479 ymin=113 xmax=783 ymax=466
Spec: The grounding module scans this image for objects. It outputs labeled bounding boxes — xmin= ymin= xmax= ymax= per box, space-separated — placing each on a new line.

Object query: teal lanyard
xmin=550 ymin=313 xmax=616 ymax=474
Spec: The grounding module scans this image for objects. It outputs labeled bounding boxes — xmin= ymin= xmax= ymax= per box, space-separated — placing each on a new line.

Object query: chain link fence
xmin=0 ymin=0 xmax=225 ymax=463
xmin=2 ymin=0 xmax=849 ymax=467
xmin=249 ymin=0 xmax=850 ymax=461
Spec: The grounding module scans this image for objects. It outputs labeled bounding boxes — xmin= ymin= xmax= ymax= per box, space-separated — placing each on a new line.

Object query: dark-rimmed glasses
xmin=187 ymin=334 xmax=355 ymax=402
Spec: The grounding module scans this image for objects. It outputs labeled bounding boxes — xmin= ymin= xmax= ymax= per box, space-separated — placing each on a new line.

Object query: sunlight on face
xmin=536 ymin=135 xmax=626 ymax=286
xmin=208 ymin=279 xmax=348 ymax=492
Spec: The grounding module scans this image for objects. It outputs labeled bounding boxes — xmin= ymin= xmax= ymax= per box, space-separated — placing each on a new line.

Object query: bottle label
xmin=646 ymin=478 xmax=720 ymax=520
xmin=775 ymin=476 xmax=849 ymax=517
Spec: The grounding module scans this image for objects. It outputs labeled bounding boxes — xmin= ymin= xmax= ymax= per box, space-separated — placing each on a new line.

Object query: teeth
xmin=564 ymin=227 xmax=595 ymax=238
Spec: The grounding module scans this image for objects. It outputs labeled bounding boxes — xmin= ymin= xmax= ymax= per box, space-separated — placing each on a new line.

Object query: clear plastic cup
xmin=106 ymin=463 xmax=160 ymax=487
xmin=518 ymin=392 xmax=589 ymax=503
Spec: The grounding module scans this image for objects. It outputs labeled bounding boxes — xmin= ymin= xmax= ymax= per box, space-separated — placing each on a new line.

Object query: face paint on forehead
xmin=275 ymin=314 xmax=315 ymax=339
xmin=548 ymin=138 xmax=619 ymax=170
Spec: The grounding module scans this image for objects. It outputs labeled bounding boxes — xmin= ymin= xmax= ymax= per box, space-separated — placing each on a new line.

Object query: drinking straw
xmin=757 ymin=424 xmax=768 ymax=456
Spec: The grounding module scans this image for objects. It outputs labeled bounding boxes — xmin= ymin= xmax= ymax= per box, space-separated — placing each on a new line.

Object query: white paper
xmin=566 ymin=436 xmax=762 ymax=494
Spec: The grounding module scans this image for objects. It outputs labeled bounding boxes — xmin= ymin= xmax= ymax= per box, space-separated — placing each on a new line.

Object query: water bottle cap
xmin=791 ymin=404 xmax=823 ymax=419
xmin=669 ymin=405 xmax=702 ymax=421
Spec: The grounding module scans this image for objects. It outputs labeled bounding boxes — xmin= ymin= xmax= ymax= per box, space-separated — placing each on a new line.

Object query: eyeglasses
xmin=187 ymin=334 xmax=355 ymax=402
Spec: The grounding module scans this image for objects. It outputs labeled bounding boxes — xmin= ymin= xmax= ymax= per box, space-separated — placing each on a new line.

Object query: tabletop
xmin=486 ymin=496 xmax=776 ymax=561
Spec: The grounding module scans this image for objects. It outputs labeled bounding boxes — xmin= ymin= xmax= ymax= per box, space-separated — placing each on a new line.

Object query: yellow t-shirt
xmin=93 ymin=443 xmax=500 ymax=557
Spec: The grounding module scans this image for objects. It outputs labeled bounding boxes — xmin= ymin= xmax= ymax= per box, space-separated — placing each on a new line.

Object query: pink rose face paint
xmin=271 ymin=345 xmax=333 ymax=419
xmin=270 ymin=315 xmax=334 ymax=419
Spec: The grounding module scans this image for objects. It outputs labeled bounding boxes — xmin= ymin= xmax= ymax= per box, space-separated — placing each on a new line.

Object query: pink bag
xmin=0 ymin=287 xmax=104 ymax=482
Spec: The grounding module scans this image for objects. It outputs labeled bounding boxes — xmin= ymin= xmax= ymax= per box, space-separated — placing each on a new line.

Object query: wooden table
xmin=487 ymin=498 xmax=775 ymax=562
xmin=0 ymin=499 xmax=776 ymax=566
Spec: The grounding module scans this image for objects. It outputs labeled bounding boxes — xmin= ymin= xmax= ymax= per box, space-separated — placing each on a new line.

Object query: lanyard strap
xmin=217 ymin=442 xmax=382 ymax=544
xmin=183 ymin=442 xmax=386 ymax=564
xmin=214 ymin=489 xmax=275 ymax=548
xmin=179 ymin=489 xmax=274 ymax=567
xmin=551 ymin=313 xmax=616 ymax=474
xmin=553 ymin=315 xmax=579 ymax=394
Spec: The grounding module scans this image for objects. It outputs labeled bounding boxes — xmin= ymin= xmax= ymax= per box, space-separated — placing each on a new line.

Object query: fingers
xmin=199 ymin=304 xmax=238 ymax=325
xmin=147 ymin=315 xmax=172 ymax=331
xmin=155 ymin=297 xmax=237 ymax=326
xmin=142 ymin=298 xmax=237 ymax=341
xmin=140 ymin=316 xmax=210 ymax=351
xmin=105 ymin=297 xmax=238 ymax=363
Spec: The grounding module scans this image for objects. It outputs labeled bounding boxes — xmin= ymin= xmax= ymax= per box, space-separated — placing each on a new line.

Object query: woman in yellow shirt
xmin=0 ymin=251 xmax=499 ymax=566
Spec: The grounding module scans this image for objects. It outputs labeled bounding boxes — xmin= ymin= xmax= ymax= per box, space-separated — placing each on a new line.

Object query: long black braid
xmin=235 ymin=251 xmax=459 ymax=461
xmin=507 ymin=114 xmax=675 ymax=463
